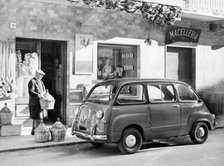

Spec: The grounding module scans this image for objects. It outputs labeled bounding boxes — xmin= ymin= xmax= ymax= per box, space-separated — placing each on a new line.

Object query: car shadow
xmin=141 ymin=136 xmax=194 ymax=150
xmin=48 ymin=136 xmax=196 ymax=157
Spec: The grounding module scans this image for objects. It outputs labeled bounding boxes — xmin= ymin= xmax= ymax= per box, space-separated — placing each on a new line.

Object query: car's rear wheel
xmin=190 ymin=122 xmax=209 ymax=144
xmin=118 ymin=127 xmax=143 ymax=154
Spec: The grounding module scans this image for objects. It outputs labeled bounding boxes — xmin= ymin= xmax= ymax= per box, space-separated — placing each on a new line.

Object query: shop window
xmin=97 ymin=44 xmax=137 ymax=80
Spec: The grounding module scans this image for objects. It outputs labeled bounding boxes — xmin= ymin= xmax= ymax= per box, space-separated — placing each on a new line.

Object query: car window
xmin=147 ymin=84 xmax=163 ymax=101
xmin=86 ymin=84 xmax=115 ymax=104
xmin=117 ymin=84 xmax=146 ymax=104
xmin=161 ymin=84 xmax=176 ymax=101
xmin=147 ymin=84 xmax=175 ymax=102
xmin=176 ymin=84 xmax=198 ymax=101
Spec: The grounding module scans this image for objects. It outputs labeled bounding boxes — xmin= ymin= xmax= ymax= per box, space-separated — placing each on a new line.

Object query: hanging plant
xmin=68 ymin=0 xmax=182 ymax=25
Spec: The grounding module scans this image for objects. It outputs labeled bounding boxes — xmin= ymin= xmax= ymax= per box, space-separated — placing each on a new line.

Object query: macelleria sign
xmin=166 ymin=26 xmax=201 ymax=44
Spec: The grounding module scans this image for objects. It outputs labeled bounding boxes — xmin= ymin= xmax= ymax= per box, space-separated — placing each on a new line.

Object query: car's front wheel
xmin=118 ymin=127 xmax=143 ymax=154
xmin=190 ymin=122 xmax=209 ymax=144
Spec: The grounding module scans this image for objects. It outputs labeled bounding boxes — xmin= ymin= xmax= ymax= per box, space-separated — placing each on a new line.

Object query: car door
xmin=175 ymin=83 xmax=201 ymax=133
xmin=109 ymin=83 xmax=149 ymax=142
xmin=147 ymin=83 xmax=181 ymax=135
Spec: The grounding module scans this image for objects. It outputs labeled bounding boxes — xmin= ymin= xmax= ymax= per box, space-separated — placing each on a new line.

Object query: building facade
xmin=0 ymin=0 xmax=224 ymax=126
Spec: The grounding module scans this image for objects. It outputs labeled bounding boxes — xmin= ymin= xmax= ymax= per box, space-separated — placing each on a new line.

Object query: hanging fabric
xmin=0 ymin=39 xmax=15 ymax=100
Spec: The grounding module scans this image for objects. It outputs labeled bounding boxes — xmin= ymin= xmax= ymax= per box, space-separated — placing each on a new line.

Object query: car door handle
xmin=173 ymin=105 xmax=179 ymax=107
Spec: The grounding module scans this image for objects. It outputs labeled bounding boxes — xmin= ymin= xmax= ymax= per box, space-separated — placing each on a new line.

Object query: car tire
xmin=190 ymin=122 xmax=209 ymax=144
xmin=118 ymin=127 xmax=143 ymax=154
xmin=90 ymin=142 xmax=104 ymax=147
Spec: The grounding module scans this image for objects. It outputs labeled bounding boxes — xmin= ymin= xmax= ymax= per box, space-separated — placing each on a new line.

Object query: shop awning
xmin=68 ymin=0 xmax=183 ymax=25
xmin=139 ymin=0 xmax=184 ymax=7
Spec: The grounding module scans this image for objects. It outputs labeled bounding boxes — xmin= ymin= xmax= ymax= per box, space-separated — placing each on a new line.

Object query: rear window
xmin=176 ymin=84 xmax=198 ymax=101
xmin=117 ymin=84 xmax=146 ymax=104
xmin=147 ymin=84 xmax=176 ymax=102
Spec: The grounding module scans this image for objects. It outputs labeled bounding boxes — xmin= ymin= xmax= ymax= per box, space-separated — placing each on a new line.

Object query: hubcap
xmin=125 ymin=134 xmax=136 ymax=148
xmin=197 ymin=127 xmax=205 ymax=138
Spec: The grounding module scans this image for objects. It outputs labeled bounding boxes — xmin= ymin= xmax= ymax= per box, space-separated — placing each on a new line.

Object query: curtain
xmin=0 ymin=39 xmax=15 ymax=100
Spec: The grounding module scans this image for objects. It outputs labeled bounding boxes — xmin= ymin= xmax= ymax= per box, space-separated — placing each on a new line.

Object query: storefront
xmin=1 ymin=0 xmax=224 ymax=128
xmin=14 ymin=38 xmax=67 ymax=123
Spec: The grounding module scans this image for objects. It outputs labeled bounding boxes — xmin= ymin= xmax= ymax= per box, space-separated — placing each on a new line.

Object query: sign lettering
xmin=166 ymin=26 xmax=201 ymax=44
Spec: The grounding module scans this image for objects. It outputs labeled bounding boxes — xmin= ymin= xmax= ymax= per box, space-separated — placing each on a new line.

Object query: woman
xmin=102 ymin=58 xmax=114 ymax=79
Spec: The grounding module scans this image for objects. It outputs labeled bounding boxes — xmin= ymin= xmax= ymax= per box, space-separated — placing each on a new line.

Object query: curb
xmin=0 ymin=140 xmax=89 ymax=153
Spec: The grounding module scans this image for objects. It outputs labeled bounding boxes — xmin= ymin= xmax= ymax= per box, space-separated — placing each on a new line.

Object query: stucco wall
xmin=196 ymin=46 xmax=224 ymax=115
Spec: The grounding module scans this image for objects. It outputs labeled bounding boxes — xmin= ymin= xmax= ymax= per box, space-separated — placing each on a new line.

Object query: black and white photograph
xmin=0 ymin=0 xmax=224 ymax=166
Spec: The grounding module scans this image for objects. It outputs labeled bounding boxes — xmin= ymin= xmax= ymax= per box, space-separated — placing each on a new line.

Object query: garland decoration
xmin=68 ymin=0 xmax=182 ymax=25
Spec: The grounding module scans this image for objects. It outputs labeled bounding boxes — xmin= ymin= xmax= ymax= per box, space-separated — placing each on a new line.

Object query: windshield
xmin=85 ymin=83 xmax=116 ymax=104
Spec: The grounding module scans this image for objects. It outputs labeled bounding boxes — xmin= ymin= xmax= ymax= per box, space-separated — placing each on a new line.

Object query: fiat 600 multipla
xmin=71 ymin=79 xmax=216 ymax=154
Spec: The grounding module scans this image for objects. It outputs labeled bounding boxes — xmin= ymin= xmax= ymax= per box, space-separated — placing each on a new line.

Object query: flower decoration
xmin=68 ymin=0 xmax=182 ymax=25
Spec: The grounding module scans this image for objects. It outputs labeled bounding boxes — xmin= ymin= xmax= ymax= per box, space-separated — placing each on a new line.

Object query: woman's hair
xmin=105 ymin=58 xmax=112 ymax=65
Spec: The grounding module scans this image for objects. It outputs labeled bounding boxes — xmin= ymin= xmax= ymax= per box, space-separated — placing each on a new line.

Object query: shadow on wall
xmin=198 ymin=80 xmax=224 ymax=115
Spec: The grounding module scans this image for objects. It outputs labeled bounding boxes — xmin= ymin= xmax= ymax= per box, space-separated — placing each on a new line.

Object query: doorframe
xmin=61 ymin=41 xmax=67 ymax=124
xmin=165 ymin=45 xmax=196 ymax=89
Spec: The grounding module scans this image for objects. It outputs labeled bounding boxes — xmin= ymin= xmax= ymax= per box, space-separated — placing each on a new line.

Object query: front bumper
xmin=71 ymin=121 xmax=107 ymax=141
xmin=72 ymin=130 xmax=107 ymax=141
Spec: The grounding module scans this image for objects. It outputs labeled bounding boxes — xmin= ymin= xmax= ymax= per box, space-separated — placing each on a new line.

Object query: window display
xmin=15 ymin=38 xmax=38 ymax=97
xmin=97 ymin=44 xmax=137 ymax=80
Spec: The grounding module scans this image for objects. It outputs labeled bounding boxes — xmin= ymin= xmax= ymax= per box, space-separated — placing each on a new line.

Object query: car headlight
xmin=96 ymin=110 xmax=104 ymax=119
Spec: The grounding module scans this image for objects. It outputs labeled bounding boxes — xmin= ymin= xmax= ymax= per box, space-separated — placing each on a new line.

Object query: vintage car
xmin=71 ymin=79 xmax=216 ymax=154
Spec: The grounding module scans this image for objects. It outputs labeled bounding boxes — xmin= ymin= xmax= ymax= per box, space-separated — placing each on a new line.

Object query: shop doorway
xmin=40 ymin=40 xmax=67 ymax=123
xmin=166 ymin=47 xmax=195 ymax=88
xmin=15 ymin=38 xmax=67 ymax=123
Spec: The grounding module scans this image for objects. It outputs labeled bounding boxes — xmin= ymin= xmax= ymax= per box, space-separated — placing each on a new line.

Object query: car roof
xmin=96 ymin=78 xmax=190 ymax=86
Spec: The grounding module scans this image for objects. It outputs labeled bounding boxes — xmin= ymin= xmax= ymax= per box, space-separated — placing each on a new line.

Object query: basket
xmin=35 ymin=120 xmax=50 ymax=143
xmin=50 ymin=118 xmax=66 ymax=142
xmin=40 ymin=99 xmax=55 ymax=109
xmin=50 ymin=128 xmax=66 ymax=141
xmin=0 ymin=103 xmax=12 ymax=125
xmin=39 ymin=90 xmax=55 ymax=109
xmin=35 ymin=131 xmax=50 ymax=143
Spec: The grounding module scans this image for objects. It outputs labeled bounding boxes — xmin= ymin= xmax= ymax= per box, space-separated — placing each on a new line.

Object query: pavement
xmin=0 ymin=115 xmax=224 ymax=153
xmin=0 ymin=126 xmax=88 ymax=153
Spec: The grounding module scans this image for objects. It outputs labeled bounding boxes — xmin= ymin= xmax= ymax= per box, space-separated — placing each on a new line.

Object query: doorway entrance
xmin=15 ymin=38 xmax=67 ymax=123
xmin=166 ymin=47 xmax=195 ymax=88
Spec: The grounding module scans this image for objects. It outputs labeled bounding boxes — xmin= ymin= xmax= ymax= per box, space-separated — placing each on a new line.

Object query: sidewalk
xmin=0 ymin=127 xmax=87 ymax=153
xmin=0 ymin=115 xmax=223 ymax=153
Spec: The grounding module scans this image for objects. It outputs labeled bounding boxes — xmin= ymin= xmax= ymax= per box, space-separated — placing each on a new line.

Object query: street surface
xmin=0 ymin=132 xmax=224 ymax=166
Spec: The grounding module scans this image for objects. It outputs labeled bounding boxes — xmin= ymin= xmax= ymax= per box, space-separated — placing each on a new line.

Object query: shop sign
xmin=165 ymin=26 xmax=201 ymax=44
